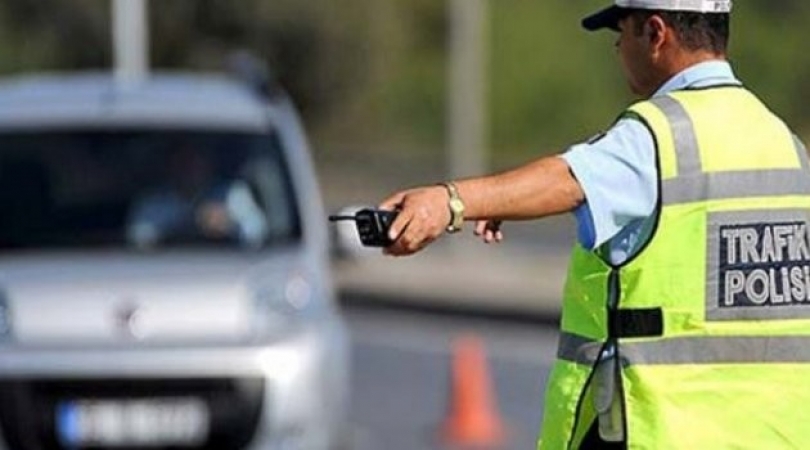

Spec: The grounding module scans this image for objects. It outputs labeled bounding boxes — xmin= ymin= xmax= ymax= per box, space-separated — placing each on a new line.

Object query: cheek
xmin=617 ymin=44 xmax=647 ymax=93
xmin=617 ymin=44 xmax=636 ymax=76
xmin=621 ymin=40 xmax=646 ymax=72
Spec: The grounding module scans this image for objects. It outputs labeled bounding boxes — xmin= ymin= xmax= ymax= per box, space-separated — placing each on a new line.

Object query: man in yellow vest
xmin=380 ymin=0 xmax=810 ymax=448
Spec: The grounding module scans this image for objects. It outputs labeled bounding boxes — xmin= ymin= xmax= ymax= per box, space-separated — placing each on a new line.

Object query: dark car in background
xmin=0 ymin=71 xmax=350 ymax=450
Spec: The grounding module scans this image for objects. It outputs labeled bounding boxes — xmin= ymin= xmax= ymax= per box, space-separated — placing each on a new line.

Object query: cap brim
xmin=582 ymin=6 xmax=625 ymax=32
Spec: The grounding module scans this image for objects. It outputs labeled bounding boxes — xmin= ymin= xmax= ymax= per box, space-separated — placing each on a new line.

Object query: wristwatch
xmin=441 ymin=182 xmax=465 ymax=234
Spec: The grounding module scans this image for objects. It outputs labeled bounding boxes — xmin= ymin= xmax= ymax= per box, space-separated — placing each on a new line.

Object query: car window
xmin=0 ymin=130 xmax=301 ymax=250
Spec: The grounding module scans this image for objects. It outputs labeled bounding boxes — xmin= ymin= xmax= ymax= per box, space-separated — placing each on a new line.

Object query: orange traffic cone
xmin=440 ymin=334 xmax=507 ymax=448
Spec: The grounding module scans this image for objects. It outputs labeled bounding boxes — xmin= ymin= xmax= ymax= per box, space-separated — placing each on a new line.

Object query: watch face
xmin=449 ymin=198 xmax=465 ymax=213
xmin=448 ymin=197 xmax=464 ymax=233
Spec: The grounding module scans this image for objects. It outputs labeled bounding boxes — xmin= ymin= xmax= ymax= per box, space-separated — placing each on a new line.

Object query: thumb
xmin=379 ymin=191 xmax=407 ymax=211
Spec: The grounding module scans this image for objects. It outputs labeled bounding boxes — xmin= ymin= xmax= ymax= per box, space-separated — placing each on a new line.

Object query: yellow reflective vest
xmin=538 ymin=86 xmax=810 ymax=450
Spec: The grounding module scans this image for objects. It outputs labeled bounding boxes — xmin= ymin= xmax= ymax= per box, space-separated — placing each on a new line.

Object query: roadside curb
xmin=338 ymin=289 xmax=561 ymax=325
xmin=332 ymin=246 xmax=567 ymax=321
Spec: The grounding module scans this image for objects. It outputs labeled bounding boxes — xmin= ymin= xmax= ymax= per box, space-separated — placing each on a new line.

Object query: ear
xmin=645 ymin=15 xmax=668 ymax=54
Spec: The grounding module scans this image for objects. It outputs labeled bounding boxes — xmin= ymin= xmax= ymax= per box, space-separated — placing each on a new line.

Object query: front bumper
xmin=0 ymin=324 xmax=349 ymax=450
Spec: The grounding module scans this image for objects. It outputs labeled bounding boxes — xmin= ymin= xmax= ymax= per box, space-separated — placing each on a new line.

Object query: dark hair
xmin=629 ymin=10 xmax=730 ymax=54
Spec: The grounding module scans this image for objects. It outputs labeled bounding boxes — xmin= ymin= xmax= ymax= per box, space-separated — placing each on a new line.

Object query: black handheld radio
xmin=329 ymin=209 xmax=398 ymax=247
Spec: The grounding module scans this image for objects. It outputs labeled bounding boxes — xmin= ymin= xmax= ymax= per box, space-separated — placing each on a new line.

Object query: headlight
xmin=253 ymin=273 xmax=316 ymax=331
xmin=0 ymin=295 xmax=11 ymax=340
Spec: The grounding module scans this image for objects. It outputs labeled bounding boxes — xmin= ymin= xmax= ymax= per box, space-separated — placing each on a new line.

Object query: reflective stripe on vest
xmin=649 ymin=96 xmax=810 ymax=206
xmin=558 ymin=331 xmax=810 ymax=366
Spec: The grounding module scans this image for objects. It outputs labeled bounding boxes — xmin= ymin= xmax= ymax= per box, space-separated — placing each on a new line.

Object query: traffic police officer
xmin=380 ymin=0 xmax=810 ymax=448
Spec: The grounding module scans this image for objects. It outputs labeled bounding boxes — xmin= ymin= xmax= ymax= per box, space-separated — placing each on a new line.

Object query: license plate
xmin=56 ymin=398 xmax=210 ymax=447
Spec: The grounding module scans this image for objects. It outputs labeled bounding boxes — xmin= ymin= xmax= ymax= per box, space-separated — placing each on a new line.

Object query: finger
xmin=474 ymin=220 xmax=487 ymax=236
xmin=379 ymin=192 xmax=407 ymax=211
xmin=386 ymin=214 xmax=416 ymax=256
xmin=384 ymin=245 xmax=407 ymax=257
xmin=398 ymin=222 xmax=425 ymax=254
xmin=387 ymin=209 xmax=413 ymax=242
xmin=402 ymin=229 xmax=435 ymax=255
xmin=384 ymin=238 xmax=406 ymax=256
xmin=483 ymin=229 xmax=494 ymax=244
xmin=399 ymin=212 xmax=440 ymax=254
xmin=387 ymin=234 xmax=415 ymax=256
xmin=487 ymin=221 xmax=504 ymax=242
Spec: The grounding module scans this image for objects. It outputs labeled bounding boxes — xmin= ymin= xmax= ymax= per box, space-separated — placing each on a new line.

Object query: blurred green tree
xmin=0 ymin=0 xmax=806 ymax=170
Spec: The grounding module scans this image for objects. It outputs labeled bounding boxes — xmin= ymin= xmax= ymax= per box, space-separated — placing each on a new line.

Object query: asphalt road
xmin=344 ymin=303 xmax=561 ymax=450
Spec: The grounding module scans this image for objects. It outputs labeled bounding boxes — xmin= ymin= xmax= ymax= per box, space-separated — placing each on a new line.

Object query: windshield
xmin=0 ymin=130 xmax=301 ymax=251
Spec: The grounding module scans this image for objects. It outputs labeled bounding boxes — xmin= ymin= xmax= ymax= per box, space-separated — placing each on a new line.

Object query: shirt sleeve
xmin=561 ymin=118 xmax=658 ymax=250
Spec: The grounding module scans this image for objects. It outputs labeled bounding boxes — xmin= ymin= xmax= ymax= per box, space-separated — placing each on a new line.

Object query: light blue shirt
xmin=561 ymin=61 xmax=741 ymax=264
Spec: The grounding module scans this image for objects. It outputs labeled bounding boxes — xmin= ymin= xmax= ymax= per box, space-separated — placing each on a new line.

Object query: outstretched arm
xmin=379 ymin=155 xmax=585 ymax=256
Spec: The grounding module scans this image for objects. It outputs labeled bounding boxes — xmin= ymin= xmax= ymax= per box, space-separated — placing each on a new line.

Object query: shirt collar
xmin=653 ymin=60 xmax=740 ymax=97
